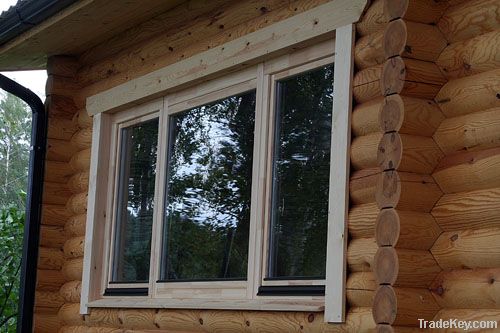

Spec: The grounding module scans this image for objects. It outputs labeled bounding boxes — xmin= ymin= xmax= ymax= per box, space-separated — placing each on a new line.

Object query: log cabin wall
xmin=352 ymin=0 xmax=500 ymax=331
xmin=430 ymin=0 xmax=500 ymax=328
xmin=31 ymin=0 xmax=499 ymax=332
xmin=34 ymin=57 xmax=83 ymax=332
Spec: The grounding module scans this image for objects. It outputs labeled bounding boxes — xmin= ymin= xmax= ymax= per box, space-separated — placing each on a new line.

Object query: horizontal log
xmin=58 ymin=303 xmax=85 ymax=326
xmin=355 ymin=18 xmax=443 ymax=68
xmin=380 ymin=57 xmax=446 ymax=97
xmin=86 ymin=306 xmax=376 ymax=332
xmin=438 ymin=0 xmax=500 ymax=43
xmin=75 ymin=108 xmax=93 ymax=129
xmin=71 ymin=128 xmax=93 ymax=150
xmin=45 ymin=161 xmax=73 ymax=184
xmin=46 ymin=75 xmax=80 ymax=97
xmin=401 ymin=21 xmax=447 ymax=62
xmin=432 ymin=187 xmax=500 ymax=231
xmin=63 ymin=236 xmax=85 ymax=258
xmin=356 ymin=0 xmax=386 ymax=36
xmin=377 ymin=133 xmax=443 ymax=174
xmin=37 ymin=269 xmax=65 ymax=291
xmin=66 ymin=192 xmax=88 ymax=215
xmin=47 ymin=138 xmax=79 ymax=162
xmin=40 ymin=225 xmax=65 ymax=248
xmin=60 ymin=280 xmax=82 ymax=303
xmin=375 ymin=209 xmax=442 ymax=250
xmin=46 ymin=95 xmax=78 ymax=120
xmin=69 ymin=148 xmax=91 ymax=172
xmin=430 ymin=268 xmax=500 ymax=309
xmin=353 ymin=58 xmax=445 ymax=103
xmin=350 ymin=169 xmax=442 ymax=211
xmin=347 ymin=237 xmax=378 ymax=272
xmin=48 ymin=117 xmax=76 ymax=141
xmin=352 ymin=132 xmax=443 ymax=173
xmin=373 ymin=247 xmax=441 ymax=287
xmin=34 ymin=313 xmax=60 ymax=333
xmin=350 ymin=168 xmax=380 ymax=205
xmin=62 ymin=258 xmax=84 ymax=282
xmin=35 ymin=290 xmax=64 ymax=309
xmin=38 ymin=247 xmax=64 ymax=270
xmin=352 ymin=95 xmax=444 ymax=137
xmin=42 ymin=204 xmax=70 ymax=226
xmin=349 ymin=203 xmax=378 ymax=239
xmin=373 ymin=286 xmax=439 ymax=326
xmin=68 ymin=171 xmax=90 ymax=194
xmin=437 ymin=30 xmax=500 ymax=79
xmin=434 ymin=106 xmax=500 ymax=154
xmin=346 ymin=272 xmax=376 ymax=307
xmin=65 ymin=214 xmax=87 ymax=237
xmin=435 ymin=69 xmax=500 ymax=118
xmin=354 ymin=29 xmax=384 ymax=70
xmin=351 ymin=133 xmax=383 ymax=170
xmin=43 ymin=182 xmax=72 ymax=205
xmin=434 ymin=309 xmax=500 ymax=332
xmin=433 ymin=147 xmax=500 ymax=193
xmin=356 ymin=0 xmax=448 ymax=36
xmin=431 ymin=228 xmax=500 ymax=269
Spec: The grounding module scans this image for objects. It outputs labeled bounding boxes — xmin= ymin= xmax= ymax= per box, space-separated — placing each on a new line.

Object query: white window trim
xmin=82 ymin=2 xmax=361 ymax=323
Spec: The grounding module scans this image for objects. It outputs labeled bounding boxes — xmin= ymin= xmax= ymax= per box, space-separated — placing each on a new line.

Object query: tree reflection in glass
xmin=112 ymin=118 xmax=158 ymax=283
xmin=268 ymin=64 xmax=334 ymax=279
xmin=161 ymin=91 xmax=256 ymax=281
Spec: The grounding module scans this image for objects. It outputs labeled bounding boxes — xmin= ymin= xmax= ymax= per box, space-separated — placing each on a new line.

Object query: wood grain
xmin=435 ymin=69 xmax=500 ymax=118
xmin=437 ymin=29 xmax=500 ymax=80
xmin=434 ymin=107 xmax=500 ymax=154
xmin=432 ymin=187 xmax=500 ymax=231
xmin=430 ymin=268 xmax=500 ymax=309
xmin=438 ymin=0 xmax=500 ymax=43
xmin=431 ymin=228 xmax=500 ymax=269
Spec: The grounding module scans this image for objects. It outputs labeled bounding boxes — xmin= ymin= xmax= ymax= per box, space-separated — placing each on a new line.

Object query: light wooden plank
xmin=80 ymin=113 xmax=111 ymax=314
xmin=325 ymin=23 xmax=355 ymax=323
xmin=86 ymin=0 xmax=368 ymax=115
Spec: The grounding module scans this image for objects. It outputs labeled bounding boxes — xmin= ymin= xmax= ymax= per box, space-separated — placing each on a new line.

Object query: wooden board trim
xmin=85 ymin=0 xmax=368 ymax=115
xmin=324 ymin=23 xmax=355 ymax=323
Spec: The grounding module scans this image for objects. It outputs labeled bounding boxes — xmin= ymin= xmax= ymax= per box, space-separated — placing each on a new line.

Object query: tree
xmin=0 ymin=93 xmax=31 ymax=208
xmin=0 ymin=92 xmax=31 ymax=332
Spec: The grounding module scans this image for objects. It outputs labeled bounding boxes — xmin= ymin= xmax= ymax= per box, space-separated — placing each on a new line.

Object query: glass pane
xmin=111 ymin=118 xmax=159 ymax=283
xmin=161 ymin=90 xmax=256 ymax=281
xmin=268 ymin=64 xmax=334 ymax=279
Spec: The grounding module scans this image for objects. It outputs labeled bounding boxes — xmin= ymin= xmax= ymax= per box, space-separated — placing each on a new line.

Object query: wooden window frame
xmin=82 ymin=15 xmax=355 ymax=325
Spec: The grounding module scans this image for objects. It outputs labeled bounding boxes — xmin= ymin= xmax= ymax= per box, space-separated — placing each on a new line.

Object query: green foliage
xmin=0 ymin=93 xmax=31 ymax=208
xmin=0 ymin=92 xmax=31 ymax=331
xmin=0 ymin=205 xmax=25 ymax=332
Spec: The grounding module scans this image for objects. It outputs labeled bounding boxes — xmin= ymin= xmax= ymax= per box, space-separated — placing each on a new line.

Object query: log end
xmin=377 ymin=132 xmax=403 ymax=171
xmin=379 ymin=94 xmax=404 ymax=133
xmin=376 ymin=170 xmax=401 ymax=209
xmin=383 ymin=19 xmax=407 ymax=59
xmin=374 ymin=246 xmax=399 ymax=285
xmin=381 ymin=57 xmax=406 ymax=96
xmin=375 ymin=208 xmax=400 ymax=246
xmin=373 ymin=285 xmax=397 ymax=324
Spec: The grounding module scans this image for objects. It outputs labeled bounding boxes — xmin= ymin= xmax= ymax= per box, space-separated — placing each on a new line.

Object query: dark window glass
xmin=111 ymin=118 xmax=159 ymax=283
xmin=161 ymin=90 xmax=256 ymax=281
xmin=268 ymin=64 xmax=334 ymax=279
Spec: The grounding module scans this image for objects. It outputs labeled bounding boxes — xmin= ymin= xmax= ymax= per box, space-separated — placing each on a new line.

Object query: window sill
xmin=86 ymin=297 xmax=325 ymax=312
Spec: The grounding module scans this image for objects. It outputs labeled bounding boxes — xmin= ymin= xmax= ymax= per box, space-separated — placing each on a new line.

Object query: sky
xmin=0 ymin=0 xmax=48 ymax=101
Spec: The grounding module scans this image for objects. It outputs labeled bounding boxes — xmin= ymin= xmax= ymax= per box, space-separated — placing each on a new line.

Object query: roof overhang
xmin=0 ymin=0 xmax=184 ymax=71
